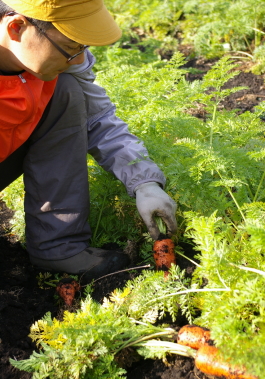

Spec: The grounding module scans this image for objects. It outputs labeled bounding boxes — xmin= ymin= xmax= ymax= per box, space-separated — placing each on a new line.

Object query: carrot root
xmin=195 ymin=345 xmax=258 ymax=379
xmin=177 ymin=324 xmax=212 ymax=350
xmin=56 ymin=278 xmax=81 ymax=306
xmin=153 ymin=238 xmax=176 ymax=272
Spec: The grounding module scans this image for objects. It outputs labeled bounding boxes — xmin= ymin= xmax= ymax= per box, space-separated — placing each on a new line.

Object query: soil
xmin=1 ymin=58 xmax=264 ymax=379
xmin=183 ymin=56 xmax=265 ymax=114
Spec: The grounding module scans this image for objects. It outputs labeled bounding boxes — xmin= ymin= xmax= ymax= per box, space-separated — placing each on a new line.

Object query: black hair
xmin=0 ymin=0 xmax=54 ymax=32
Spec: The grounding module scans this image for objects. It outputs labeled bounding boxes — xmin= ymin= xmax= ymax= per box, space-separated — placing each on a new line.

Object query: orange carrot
xmin=177 ymin=324 xmax=212 ymax=350
xmin=195 ymin=345 xmax=258 ymax=379
xmin=153 ymin=238 xmax=176 ymax=272
xmin=56 ymin=278 xmax=81 ymax=306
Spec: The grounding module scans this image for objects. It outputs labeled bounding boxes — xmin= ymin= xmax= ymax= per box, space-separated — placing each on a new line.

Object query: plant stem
xmin=210 ymin=103 xmax=218 ymax=148
xmin=134 ymin=340 xmax=196 ymax=358
xmin=216 ymin=169 xmax=246 ymax=222
xmin=115 ymin=330 xmax=176 ymax=353
xmin=92 ymin=192 xmax=107 ymax=244
xmin=155 ymin=216 xmax=167 ymax=235
xmin=229 ymin=263 xmax=265 ymax=277
xmin=91 ymin=264 xmax=151 ymax=284
xmin=176 ymin=250 xmax=202 ymax=267
xmin=226 ymin=187 xmax=246 ymax=222
xmin=230 ymin=51 xmax=253 ymax=59
xmin=145 ymin=287 xmax=231 ymax=305
xmin=243 ymin=35 xmax=253 ymax=54
xmin=253 ymin=170 xmax=265 ymax=202
xmin=216 ymin=269 xmax=229 ymax=289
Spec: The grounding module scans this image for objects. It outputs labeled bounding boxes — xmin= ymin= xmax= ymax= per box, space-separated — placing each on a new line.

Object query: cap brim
xmin=53 ymin=4 xmax=122 ymax=46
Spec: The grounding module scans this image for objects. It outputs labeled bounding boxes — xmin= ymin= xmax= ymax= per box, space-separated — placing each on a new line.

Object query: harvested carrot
xmin=195 ymin=345 xmax=258 ymax=379
xmin=153 ymin=238 xmax=176 ymax=272
xmin=56 ymin=278 xmax=81 ymax=306
xmin=177 ymin=324 xmax=212 ymax=350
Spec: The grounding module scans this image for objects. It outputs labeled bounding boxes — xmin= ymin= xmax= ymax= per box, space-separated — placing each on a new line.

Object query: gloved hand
xmin=135 ymin=182 xmax=177 ymax=240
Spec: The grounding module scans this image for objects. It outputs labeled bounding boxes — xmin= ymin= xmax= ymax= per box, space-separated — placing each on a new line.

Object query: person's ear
xmin=8 ymin=18 xmax=27 ymax=42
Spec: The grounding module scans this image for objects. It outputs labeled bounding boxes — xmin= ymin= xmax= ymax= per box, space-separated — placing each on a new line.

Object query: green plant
xmin=183 ymin=204 xmax=265 ymax=377
xmin=0 ymin=175 xmax=25 ymax=243
xmin=95 ymin=53 xmax=265 ymax=225
xmin=91 ymin=51 xmax=265 ymax=376
xmin=105 ymin=0 xmax=184 ymax=40
xmin=251 ymin=44 xmax=265 ymax=74
xmin=88 ymin=158 xmax=142 ymax=248
xmin=180 ymin=0 xmax=265 ymax=59
xmin=11 ymin=265 xmax=195 ymax=378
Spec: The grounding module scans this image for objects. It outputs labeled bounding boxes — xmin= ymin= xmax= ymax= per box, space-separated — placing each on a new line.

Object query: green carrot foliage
xmin=2 ymin=6 xmax=265 ymax=376
xmin=11 ymin=266 xmax=194 ymax=378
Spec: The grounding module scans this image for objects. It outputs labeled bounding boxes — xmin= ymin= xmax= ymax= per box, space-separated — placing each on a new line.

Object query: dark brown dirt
xmin=183 ymin=56 xmax=265 ymax=114
xmin=1 ymin=59 xmax=264 ymax=379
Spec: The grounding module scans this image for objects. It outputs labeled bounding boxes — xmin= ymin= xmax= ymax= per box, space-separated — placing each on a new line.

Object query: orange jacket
xmin=0 ymin=72 xmax=57 ymax=163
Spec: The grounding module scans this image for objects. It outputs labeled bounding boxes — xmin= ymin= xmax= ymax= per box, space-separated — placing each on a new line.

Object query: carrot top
xmin=154 ymin=216 xmax=169 ymax=239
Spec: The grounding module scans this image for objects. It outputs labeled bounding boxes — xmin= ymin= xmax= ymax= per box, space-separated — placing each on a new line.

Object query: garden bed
xmin=0 ymin=200 xmax=204 ymax=379
xmin=0 ymin=59 xmax=264 ymax=379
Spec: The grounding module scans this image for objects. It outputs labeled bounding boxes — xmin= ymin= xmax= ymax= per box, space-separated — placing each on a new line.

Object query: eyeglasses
xmin=7 ymin=12 xmax=89 ymax=62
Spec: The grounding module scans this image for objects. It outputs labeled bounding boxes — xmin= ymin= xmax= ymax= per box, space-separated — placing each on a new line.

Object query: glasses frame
xmin=7 ymin=12 xmax=89 ymax=62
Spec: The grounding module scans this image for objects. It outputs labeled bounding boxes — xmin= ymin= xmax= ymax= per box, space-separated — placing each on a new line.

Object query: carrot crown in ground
xmin=153 ymin=238 xmax=176 ymax=271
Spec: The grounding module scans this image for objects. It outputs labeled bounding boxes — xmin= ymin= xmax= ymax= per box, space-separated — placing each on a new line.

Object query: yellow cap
xmin=3 ymin=0 xmax=122 ymax=45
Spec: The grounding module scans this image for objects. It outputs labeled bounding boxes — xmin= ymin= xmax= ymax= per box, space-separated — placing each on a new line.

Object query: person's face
xmin=5 ymin=14 xmax=86 ymax=81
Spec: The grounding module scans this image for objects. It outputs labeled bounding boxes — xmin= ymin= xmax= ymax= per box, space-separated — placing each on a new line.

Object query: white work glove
xmin=135 ymin=182 xmax=177 ymax=240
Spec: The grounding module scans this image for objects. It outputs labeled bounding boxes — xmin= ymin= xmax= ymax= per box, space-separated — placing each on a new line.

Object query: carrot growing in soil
xmin=153 ymin=237 xmax=176 ymax=272
xmin=177 ymin=324 xmax=212 ymax=350
xmin=56 ymin=278 xmax=81 ymax=306
xmin=152 ymin=217 xmax=177 ymax=278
